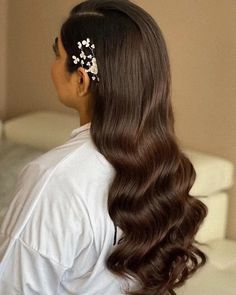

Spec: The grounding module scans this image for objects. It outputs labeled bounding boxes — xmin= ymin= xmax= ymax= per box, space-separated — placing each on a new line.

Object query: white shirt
xmin=0 ymin=122 xmax=136 ymax=294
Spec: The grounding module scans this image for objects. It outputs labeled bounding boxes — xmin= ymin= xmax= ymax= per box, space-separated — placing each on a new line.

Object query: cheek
xmin=51 ymin=62 xmax=58 ymax=86
xmin=51 ymin=62 xmax=65 ymax=101
xmin=50 ymin=61 xmax=72 ymax=106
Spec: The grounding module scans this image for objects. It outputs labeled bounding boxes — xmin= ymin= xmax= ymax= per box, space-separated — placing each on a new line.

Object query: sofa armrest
xmin=3 ymin=111 xmax=80 ymax=150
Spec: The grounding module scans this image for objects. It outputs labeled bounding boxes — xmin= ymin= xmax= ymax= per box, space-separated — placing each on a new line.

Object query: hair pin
xmin=72 ymin=38 xmax=99 ymax=82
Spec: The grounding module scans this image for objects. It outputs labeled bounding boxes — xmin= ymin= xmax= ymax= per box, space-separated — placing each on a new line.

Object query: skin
xmin=51 ymin=35 xmax=93 ymax=126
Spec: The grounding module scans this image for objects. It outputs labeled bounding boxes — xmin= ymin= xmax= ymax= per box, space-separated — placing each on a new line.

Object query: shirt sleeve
xmin=0 ymin=233 xmax=66 ymax=295
xmin=0 ymin=160 xmax=94 ymax=294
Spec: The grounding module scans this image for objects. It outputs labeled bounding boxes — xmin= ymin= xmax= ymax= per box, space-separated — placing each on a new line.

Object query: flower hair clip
xmin=72 ymin=38 xmax=99 ymax=82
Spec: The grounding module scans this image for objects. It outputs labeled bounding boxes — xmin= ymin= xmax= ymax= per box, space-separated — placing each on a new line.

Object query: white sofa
xmin=1 ymin=111 xmax=236 ymax=294
xmin=2 ymin=111 xmax=80 ymax=150
xmin=177 ymin=151 xmax=236 ymax=295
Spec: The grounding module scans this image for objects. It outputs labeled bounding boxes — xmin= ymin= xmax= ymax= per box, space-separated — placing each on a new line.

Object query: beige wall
xmin=0 ymin=0 xmax=8 ymax=120
xmin=5 ymin=0 xmax=79 ymax=120
xmin=1 ymin=1 xmax=236 ymax=237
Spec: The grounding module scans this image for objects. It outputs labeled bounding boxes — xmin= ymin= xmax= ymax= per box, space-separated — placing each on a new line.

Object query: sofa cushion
xmin=184 ymin=149 xmax=234 ymax=196
xmin=0 ymin=139 xmax=44 ymax=225
xmin=195 ymin=192 xmax=228 ymax=242
xmin=176 ymin=239 xmax=236 ymax=295
xmin=201 ymin=239 xmax=236 ymax=270
xmin=3 ymin=111 xmax=80 ymax=151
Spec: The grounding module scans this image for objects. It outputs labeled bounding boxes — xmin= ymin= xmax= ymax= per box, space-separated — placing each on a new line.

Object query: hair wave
xmin=60 ymin=0 xmax=208 ymax=294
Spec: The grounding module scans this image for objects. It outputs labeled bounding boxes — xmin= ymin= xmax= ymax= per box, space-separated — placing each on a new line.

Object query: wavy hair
xmin=60 ymin=0 xmax=208 ymax=294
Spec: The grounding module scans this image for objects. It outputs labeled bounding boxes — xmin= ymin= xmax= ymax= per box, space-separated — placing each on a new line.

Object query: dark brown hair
xmin=60 ymin=1 xmax=208 ymax=294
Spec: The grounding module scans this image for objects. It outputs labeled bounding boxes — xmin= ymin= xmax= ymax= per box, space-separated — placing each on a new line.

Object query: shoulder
xmin=32 ymin=136 xmax=114 ymax=181
xmin=0 ymin=136 xmax=115 ymax=268
xmin=0 ymin=157 xmax=95 ymax=268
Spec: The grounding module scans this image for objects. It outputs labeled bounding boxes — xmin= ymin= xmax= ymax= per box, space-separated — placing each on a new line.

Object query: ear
xmin=72 ymin=67 xmax=91 ymax=97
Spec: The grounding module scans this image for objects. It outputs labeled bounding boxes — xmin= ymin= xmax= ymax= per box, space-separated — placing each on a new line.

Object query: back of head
xmin=60 ymin=1 xmax=208 ymax=294
xmin=61 ymin=0 xmax=173 ymax=136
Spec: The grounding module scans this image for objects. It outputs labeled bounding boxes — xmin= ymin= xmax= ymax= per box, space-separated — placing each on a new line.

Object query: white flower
xmin=86 ymin=62 xmax=91 ymax=66
xmin=87 ymin=54 xmax=92 ymax=59
xmin=89 ymin=58 xmax=98 ymax=74
xmin=77 ymin=42 xmax=82 ymax=49
xmin=81 ymin=60 xmax=84 ymax=65
xmin=91 ymin=44 xmax=95 ymax=49
xmin=72 ymin=55 xmax=80 ymax=64
xmin=82 ymin=38 xmax=90 ymax=47
xmin=80 ymin=51 xmax=86 ymax=59
xmin=92 ymin=76 xmax=96 ymax=80
xmin=90 ymin=65 xmax=98 ymax=75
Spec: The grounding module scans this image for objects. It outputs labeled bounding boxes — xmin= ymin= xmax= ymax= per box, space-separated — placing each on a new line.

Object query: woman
xmin=0 ymin=0 xmax=208 ymax=294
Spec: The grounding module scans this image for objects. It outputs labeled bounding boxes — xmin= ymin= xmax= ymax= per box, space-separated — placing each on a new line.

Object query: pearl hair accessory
xmin=72 ymin=38 xmax=100 ymax=82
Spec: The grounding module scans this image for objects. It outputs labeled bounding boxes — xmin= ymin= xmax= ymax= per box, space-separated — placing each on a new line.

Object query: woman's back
xmin=0 ymin=123 xmax=134 ymax=294
xmin=0 ymin=0 xmax=208 ymax=293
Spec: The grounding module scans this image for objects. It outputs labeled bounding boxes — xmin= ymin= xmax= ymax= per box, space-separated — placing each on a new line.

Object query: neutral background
xmin=0 ymin=0 xmax=235 ymax=238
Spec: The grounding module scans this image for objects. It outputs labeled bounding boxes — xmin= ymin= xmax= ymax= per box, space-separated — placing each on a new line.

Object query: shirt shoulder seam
xmin=18 ymin=236 xmax=69 ymax=269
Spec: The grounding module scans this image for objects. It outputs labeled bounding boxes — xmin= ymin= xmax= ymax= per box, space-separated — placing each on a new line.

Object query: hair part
xmin=60 ymin=1 xmax=208 ymax=294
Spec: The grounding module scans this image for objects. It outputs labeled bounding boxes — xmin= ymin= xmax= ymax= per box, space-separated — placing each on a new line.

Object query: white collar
xmin=70 ymin=121 xmax=91 ymax=138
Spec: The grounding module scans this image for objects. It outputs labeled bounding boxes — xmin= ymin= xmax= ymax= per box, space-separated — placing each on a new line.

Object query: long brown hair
xmin=60 ymin=1 xmax=208 ymax=294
